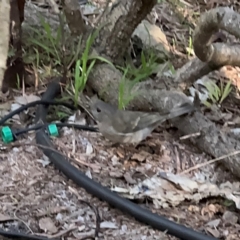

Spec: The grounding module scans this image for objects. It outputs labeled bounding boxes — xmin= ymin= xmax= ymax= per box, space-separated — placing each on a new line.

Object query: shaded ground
xmin=0 ymin=129 xmax=222 ymax=239
xmin=0 ymin=125 xmax=238 ymax=239
xmin=1 ymin=0 xmax=240 ymax=239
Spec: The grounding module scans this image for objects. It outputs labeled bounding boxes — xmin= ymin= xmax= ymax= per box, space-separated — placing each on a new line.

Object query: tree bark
xmin=0 ymin=0 xmax=10 ymax=91
xmin=104 ymin=0 xmax=157 ymax=62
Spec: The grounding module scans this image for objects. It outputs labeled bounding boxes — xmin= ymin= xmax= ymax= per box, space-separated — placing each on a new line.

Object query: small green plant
xmin=222 ymin=199 xmax=235 ymax=207
xmin=125 ymin=49 xmax=159 ymax=81
xmin=118 ymin=67 xmax=139 ymax=110
xmin=23 ymin=15 xmax=114 ymax=107
xmin=203 ymin=80 xmax=232 ymax=107
xmin=186 ymin=33 xmax=194 ymax=57
xmin=25 ymin=20 xmax=61 ymax=65
xmin=168 ymin=62 xmax=176 ymax=74
xmin=56 ymin=111 xmax=69 ymax=120
xmin=73 ymin=29 xmax=114 ymax=105
xmin=117 ymin=48 xmax=166 ymax=109
xmin=23 ymin=14 xmax=82 ymax=74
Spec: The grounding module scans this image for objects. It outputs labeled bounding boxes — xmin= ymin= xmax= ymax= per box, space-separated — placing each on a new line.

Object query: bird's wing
xmin=112 ymin=111 xmax=163 ymax=133
xmin=110 ymin=102 xmax=194 ymax=134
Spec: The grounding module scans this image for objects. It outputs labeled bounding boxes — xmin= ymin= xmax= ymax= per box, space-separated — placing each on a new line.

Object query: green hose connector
xmin=1 ymin=126 xmax=14 ymax=143
xmin=48 ymin=124 xmax=59 ymax=137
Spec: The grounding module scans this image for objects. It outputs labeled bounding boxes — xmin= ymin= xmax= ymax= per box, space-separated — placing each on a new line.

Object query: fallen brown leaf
xmin=39 ymin=217 xmax=58 ymax=234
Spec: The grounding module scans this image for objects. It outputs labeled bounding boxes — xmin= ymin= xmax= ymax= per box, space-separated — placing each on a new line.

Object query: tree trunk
xmin=0 ymin=0 xmax=10 ymax=91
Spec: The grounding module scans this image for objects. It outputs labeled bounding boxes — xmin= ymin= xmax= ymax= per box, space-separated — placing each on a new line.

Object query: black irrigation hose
xmin=0 ymin=229 xmax=58 ymax=240
xmin=0 ymin=95 xmax=97 ymax=140
xmin=33 ymin=78 xmax=218 ymax=240
xmin=0 ymin=99 xmax=77 ymax=126
xmin=14 ymin=122 xmax=97 ymax=136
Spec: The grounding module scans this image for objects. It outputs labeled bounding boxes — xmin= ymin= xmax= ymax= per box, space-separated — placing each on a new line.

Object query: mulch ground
xmin=1 ymin=0 xmax=240 ymax=239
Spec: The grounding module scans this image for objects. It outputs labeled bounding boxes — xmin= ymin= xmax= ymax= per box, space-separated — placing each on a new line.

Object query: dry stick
xmin=13 ymin=204 xmax=34 ymax=235
xmin=36 ymin=226 xmax=77 ymax=239
xmin=33 ymin=65 xmax=39 ymax=90
xmin=179 ymin=132 xmax=201 ymax=140
xmin=180 ymin=150 xmax=240 ymax=174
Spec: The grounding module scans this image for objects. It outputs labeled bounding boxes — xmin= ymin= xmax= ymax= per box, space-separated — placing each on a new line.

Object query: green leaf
xmin=203 ymin=100 xmax=212 ymax=108
xmin=220 ymin=81 xmax=232 ymax=104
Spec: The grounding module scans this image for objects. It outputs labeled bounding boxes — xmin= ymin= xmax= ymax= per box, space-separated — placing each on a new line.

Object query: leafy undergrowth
xmin=0 ymin=0 xmax=240 ymax=239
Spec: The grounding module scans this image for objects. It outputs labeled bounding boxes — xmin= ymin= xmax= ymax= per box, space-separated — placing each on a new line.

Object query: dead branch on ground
xmin=175 ymin=7 xmax=240 ymax=89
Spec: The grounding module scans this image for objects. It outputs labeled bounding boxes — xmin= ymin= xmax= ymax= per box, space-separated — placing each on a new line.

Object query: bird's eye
xmin=96 ymin=107 xmax=101 ymax=113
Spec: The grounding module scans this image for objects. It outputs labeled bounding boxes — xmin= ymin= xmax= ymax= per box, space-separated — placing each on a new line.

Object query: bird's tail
xmin=166 ymin=102 xmax=195 ymax=119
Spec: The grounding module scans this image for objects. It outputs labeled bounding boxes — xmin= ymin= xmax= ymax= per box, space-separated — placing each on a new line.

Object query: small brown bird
xmin=90 ymin=97 xmax=195 ymax=144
